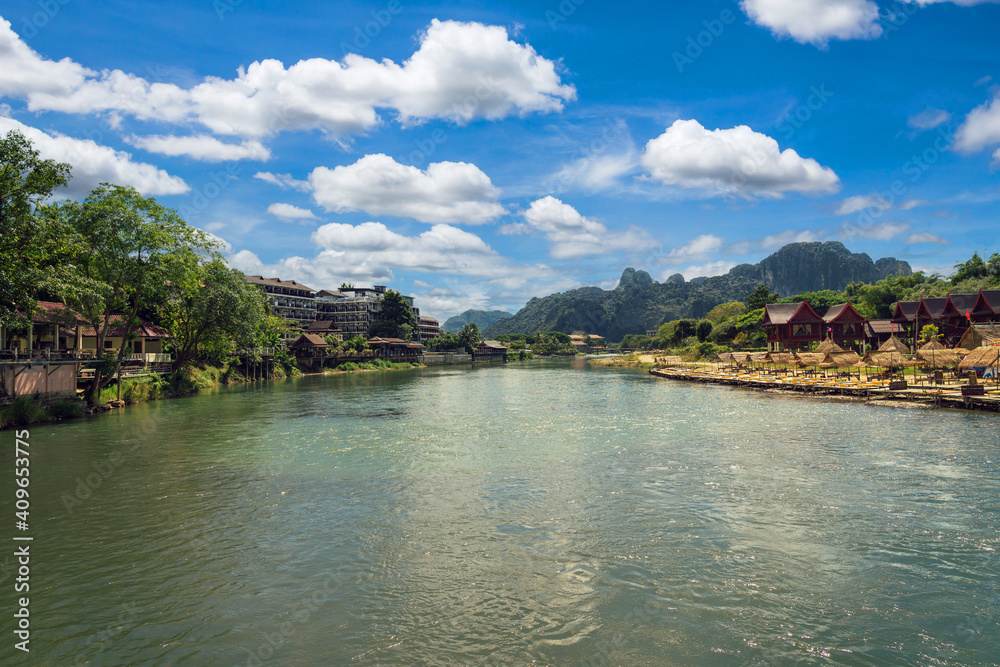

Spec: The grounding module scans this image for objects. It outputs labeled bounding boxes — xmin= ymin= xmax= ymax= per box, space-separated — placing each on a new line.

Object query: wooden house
xmin=762 ymin=301 xmax=824 ymax=351
xmin=820 ymin=302 xmax=868 ymax=351
xmin=473 ymin=340 xmax=508 ymax=362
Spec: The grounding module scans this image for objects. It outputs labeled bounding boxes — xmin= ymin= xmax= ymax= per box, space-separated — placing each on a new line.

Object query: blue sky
xmin=2 ymin=0 xmax=999 ymax=320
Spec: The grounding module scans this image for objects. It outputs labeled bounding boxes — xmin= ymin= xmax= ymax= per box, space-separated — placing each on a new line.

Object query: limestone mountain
xmin=442 ymin=309 xmax=513 ymax=333
xmin=483 ymin=242 xmax=911 ymax=341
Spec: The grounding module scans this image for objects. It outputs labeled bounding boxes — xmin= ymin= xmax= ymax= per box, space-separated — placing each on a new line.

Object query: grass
xmin=0 ymin=396 xmax=87 ymax=429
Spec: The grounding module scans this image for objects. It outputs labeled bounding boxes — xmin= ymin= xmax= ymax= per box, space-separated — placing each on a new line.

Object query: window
xmin=792 ymin=324 xmax=811 ymax=337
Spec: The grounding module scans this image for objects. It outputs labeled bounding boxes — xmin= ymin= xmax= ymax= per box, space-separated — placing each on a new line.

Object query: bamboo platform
xmin=649 ymin=367 xmax=1000 ymax=413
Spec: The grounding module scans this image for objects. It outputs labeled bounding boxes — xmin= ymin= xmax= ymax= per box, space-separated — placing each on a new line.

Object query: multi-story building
xmin=418 ymin=316 xmax=441 ymax=341
xmin=316 ymin=285 xmax=423 ymax=339
xmin=244 ymin=275 xmax=318 ymax=329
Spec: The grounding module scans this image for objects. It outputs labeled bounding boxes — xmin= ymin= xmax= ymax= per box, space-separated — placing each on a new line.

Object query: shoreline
xmin=647 ymin=366 xmax=1000 ymax=414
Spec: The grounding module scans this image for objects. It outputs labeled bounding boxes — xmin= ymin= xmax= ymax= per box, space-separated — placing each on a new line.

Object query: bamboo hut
xmin=795 ymin=352 xmax=827 ymax=367
xmin=827 ymin=350 xmax=862 ymax=367
xmin=958 ymin=346 xmax=1000 ymax=374
xmin=815 ymin=337 xmax=844 ymax=354
xmin=764 ymin=351 xmax=797 ymax=366
xmin=916 ymin=349 xmax=961 ymax=368
xmin=714 ymin=352 xmax=734 ymax=363
xmin=878 ymin=335 xmax=910 ymax=354
xmin=863 ymin=350 xmax=907 ymax=369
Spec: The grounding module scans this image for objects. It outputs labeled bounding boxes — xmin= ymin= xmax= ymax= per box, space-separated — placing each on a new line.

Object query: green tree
xmin=695 ymin=319 xmax=713 ymax=342
xmin=426 ymin=332 xmax=463 ymax=350
xmin=0 ymin=130 xmax=72 ymax=328
xmin=368 ymin=290 xmax=417 ymax=339
xmin=459 ymin=323 xmax=481 ymax=353
xmin=745 ymin=285 xmax=780 ymax=311
xmin=705 ymin=301 xmax=745 ymax=323
xmin=953 ymin=252 xmax=987 ymax=283
xmin=54 ymin=184 xmax=218 ymax=404
xmin=158 ymin=255 xmax=269 ymax=370
xmin=920 ymin=324 xmax=939 ymax=344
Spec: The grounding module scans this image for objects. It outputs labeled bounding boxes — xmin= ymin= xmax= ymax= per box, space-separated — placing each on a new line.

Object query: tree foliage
xmin=458 ymin=323 xmax=482 ymax=353
xmin=368 ymin=290 xmax=417 ymax=340
xmin=158 ymin=255 xmax=269 ymax=370
xmin=0 ymin=130 xmax=72 ymax=327
xmin=745 ymin=285 xmax=780 ymax=311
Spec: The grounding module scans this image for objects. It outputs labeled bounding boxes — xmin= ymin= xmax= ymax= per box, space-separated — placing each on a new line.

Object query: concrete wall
xmin=421 ymin=352 xmax=472 ymax=366
xmin=1 ymin=363 xmax=77 ymax=397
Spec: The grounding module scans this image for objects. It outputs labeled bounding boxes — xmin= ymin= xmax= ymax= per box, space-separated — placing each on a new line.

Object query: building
xmin=569 ymin=333 xmax=605 ymax=350
xmin=820 ymin=302 xmax=868 ymax=352
xmin=762 ymin=301 xmax=824 ymax=351
xmin=473 ymin=340 xmax=508 ymax=362
xmin=244 ymin=275 xmax=317 ymax=326
xmin=418 ymin=316 xmax=441 ymax=341
xmin=892 ymin=290 xmax=1000 ymax=348
xmin=314 ymin=285 xmax=421 ymax=340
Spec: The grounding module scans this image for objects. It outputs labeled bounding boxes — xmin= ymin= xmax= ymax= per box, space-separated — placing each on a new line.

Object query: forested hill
xmin=442 ymin=309 xmax=513 ymax=333
xmin=483 ymin=242 xmax=911 ymax=342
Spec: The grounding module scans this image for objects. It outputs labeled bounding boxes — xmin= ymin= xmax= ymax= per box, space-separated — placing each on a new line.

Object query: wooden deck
xmin=649 ymin=367 xmax=1000 ymax=413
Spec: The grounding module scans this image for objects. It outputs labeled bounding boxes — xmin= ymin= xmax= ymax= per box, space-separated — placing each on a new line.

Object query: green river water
xmin=1 ymin=359 xmax=998 ymax=665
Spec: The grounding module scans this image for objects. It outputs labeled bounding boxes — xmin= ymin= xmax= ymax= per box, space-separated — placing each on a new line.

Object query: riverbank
xmin=648 ymin=366 xmax=1000 ymax=413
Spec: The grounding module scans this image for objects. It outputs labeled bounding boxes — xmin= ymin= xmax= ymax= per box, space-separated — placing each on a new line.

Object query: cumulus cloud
xmin=904 ymin=232 xmax=949 ymax=244
xmin=835 ymin=194 xmax=892 ymax=216
xmin=309 ymin=154 xmax=505 ymax=224
xmin=254 ymin=171 xmax=310 ymax=191
xmin=125 ymin=134 xmax=270 ymax=161
xmin=227 ymin=221 xmax=553 ymax=289
xmin=908 ymin=108 xmax=951 ymax=131
xmin=7 ymin=18 xmax=575 ymax=138
xmin=0 ymin=18 xmax=93 ymax=97
xmin=517 ymin=196 xmax=652 ymax=259
xmin=641 ymin=119 xmax=840 ymax=197
xmin=841 ymin=221 xmax=909 ymax=241
xmin=761 ymin=229 xmax=823 ymax=250
xmin=954 ymin=91 xmax=1000 ymax=154
xmin=667 ymin=234 xmax=725 ymax=260
xmin=677 ymin=261 xmax=737 ymax=280
xmin=267 ymin=203 xmax=317 ymax=221
xmin=0 ymin=116 xmax=188 ymax=196
xmin=740 ymin=0 xmax=882 ymax=46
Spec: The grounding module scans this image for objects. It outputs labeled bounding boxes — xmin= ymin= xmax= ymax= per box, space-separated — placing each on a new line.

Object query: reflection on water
xmin=2 ymin=360 xmax=999 ymax=665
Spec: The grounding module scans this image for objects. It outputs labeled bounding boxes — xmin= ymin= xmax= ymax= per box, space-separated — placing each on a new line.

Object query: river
xmin=2 ymin=359 xmax=999 ymax=665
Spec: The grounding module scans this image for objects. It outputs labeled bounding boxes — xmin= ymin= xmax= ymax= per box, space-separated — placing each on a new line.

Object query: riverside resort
xmin=2 ymin=2 xmax=1000 ymax=665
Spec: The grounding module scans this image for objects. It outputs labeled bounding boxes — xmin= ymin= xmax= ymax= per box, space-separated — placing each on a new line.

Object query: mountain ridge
xmin=483 ymin=242 xmax=911 ymax=341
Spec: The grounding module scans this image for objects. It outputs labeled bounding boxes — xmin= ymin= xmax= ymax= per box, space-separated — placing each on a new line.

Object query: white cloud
xmin=761 ymin=229 xmax=823 ymax=250
xmin=267 ymin=203 xmax=317 ymax=221
xmin=907 ymin=108 xmax=951 ymax=131
xmin=0 ymin=116 xmax=188 ymax=196
xmin=226 ymin=220 xmax=554 ymax=290
xmin=842 ymin=221 xmax=909 ymax=240
xmin=10 ymin=19 xmax=575 ymax=138
xmin=954 ymin=91 xmax=1000 ymax=153
xmin=125 ymin=134 xmax=270 ymax=162
xmin=836 ymin=194 xmax=891 ymax=216
xmin=641 ymin=119 xmax=840 ymax=197
xmin=679 ymin=261 xmax=737 ymax=280
xmin=667 ymin=234 xmax=725 ymax=260
xmin=899 ymin=199 xmax=929 ymax=210
xmin=544 ymin=150 xmax=638 ymax=194
xmin=254 ymin=171 xmax=311 ymax=192
xmin=740 ymin=0 xmax=882 ymax=47
xmin=309 ymin=154 xmax=505 ymax=224
xmin=904 ymin=232 xmax=949 ymax=244
xmin=518 ymin=196 xmax=652 ymax=259
xmin=0 ymin=18 xmax=93 ymax=97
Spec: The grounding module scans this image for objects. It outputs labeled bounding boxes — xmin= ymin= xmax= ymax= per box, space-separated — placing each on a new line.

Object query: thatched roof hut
xmin=764 ymin=352 xmax=797 ymax=365
xmin=863 ymin=350 xmax=907 ymax=368
xmin=920 ymin=339 xmax=946 ymax=351
xmin=879 ymin=335 xmax=910 ymax=354
xmin=748 ymin=352 xmax=769 ymax=363
xmin=827 ymin=350 xmax=862 ymax=367
xmin=795 ymin=352 xmax=828 ymax=367
xmin=815 ymin=337 xmax=844 ymax=354
xmin=953 ymin=348 xmax=971 ymax=356
xmin=958 ymin=346 xmax=1000 ymax=372
xmin=916 ymin=349 xmax=961 ymax=368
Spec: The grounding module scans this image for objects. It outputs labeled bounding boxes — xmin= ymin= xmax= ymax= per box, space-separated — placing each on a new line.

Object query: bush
xmin=0 ymin=396 xmax=49 ymax=428
xmin=48 ymin=399 xmax=86 ymax=420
